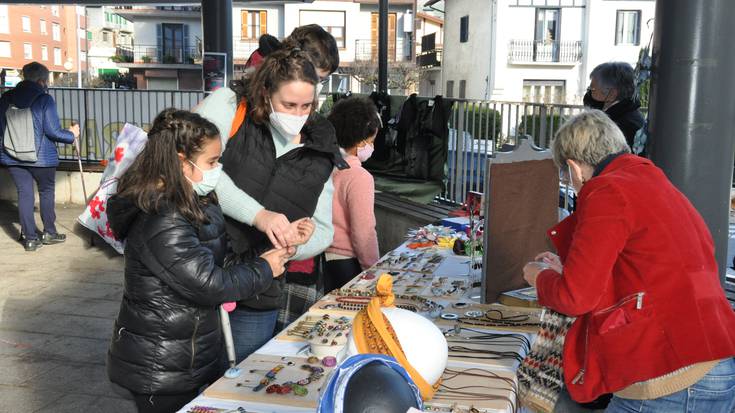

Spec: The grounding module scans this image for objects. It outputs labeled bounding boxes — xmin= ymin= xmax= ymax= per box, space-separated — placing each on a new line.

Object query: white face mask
xmin=269 ymin=100 xmax=309 ymax=141
xmin=187 ymin=160 xmax=222 ymax=196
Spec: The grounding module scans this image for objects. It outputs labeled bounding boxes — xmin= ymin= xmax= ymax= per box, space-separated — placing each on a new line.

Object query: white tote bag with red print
xmin=78 ymin=123 xmax=148 ymax=254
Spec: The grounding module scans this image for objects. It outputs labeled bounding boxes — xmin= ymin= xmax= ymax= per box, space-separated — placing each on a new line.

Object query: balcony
xmin=115 ymin=45 xmax=201 ymax=66
xmin=354 ymin=39 xmax=411 ymax=63
xmin=417 ymin=33 xmax=442 ymax=68
xmin=508 ymin=40 xmax=582 ymax=65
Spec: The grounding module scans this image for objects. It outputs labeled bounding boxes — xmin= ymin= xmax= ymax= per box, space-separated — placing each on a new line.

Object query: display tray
xmin=339 ymin=269 xmax=470 ymax=300
xmin=203 ymin=354 xmax=335 ymax=409
xmin=372 ymin=249 xmax=446 ymax=274
xmin=441 ymin=326 xmax=531 ymax=372
xmin=434 ymin=302 xmax=543 ymax=334
xmin=425 ymin=365 xmax=518 ymax=413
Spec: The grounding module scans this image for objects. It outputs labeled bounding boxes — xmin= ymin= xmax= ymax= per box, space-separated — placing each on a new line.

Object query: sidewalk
xmin=0 ymin=201 xmax=136 ymax=412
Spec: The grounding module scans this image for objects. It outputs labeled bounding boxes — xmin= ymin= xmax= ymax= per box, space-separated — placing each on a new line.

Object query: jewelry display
xmin=373 ymin=250 xmax=446 ymax=274
xmin=426 ymin=368 xmax=519 ymax=413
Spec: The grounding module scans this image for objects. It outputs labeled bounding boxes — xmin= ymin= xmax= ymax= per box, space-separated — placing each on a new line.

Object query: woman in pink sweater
xmin=325 ymin=97 xmax=381 ymax=292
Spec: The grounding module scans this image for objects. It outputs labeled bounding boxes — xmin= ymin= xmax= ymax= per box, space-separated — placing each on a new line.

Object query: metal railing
xmin=417 ymin=47 xmax=442 ymax=68
xmin=39 ymin=87 xmax=586 ymax=205
xmin=508 ymin=40 xmax=583 ymax=64
xmin=440 ymin=99 xmax=585 ymax=204
xmin=45 ymin=88 xmax=205 ymax=163
xmin=355 ymin=39 xmax=408 ymax=63
xmin=116 ymin=44 xmax=201 ymax=65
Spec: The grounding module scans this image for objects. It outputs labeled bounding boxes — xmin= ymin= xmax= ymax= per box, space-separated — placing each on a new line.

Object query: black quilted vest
xmin=221 ymin=112 xmax=345 ymax=257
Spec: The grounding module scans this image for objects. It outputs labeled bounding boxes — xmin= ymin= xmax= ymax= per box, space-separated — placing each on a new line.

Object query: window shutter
xmin=260 ymin=11 xmax=267 ymax=36
xmin=183 ymin=24 xmax=190 ymax=61
xmin=371 ymin=13 xmax=378 ymax=61
xmin=156 ymin=23 xmax=163 ymax=62
xmin=241 ymin=10 xmax=248 ymax=39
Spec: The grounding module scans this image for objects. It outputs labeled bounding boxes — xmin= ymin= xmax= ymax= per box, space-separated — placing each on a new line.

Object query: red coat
xmin=536 ymin=154 xmax=735 ymax=402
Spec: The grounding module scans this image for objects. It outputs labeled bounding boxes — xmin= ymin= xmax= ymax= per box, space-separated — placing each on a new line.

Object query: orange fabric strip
xmin=229 ymin=100 xmax=248 ymax=139
xmin=351 ymin=274 xmax=438 ymax=400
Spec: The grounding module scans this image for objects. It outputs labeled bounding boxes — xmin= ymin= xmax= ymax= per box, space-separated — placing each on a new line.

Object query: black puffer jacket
xmin=106 ymin=195 xmax=273 ymax=395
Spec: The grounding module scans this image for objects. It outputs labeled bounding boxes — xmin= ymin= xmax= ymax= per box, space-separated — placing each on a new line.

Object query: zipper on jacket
xmin=190 ymin=312 xmax=200 ymax=370
xmin=571 ymin=292 xmax=645 ymax=386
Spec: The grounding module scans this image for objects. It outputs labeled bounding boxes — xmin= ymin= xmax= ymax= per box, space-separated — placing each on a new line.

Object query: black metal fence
xmin=115 ymin=45 xmax=201 ymax=65
xmin=48 ymin=88 xmax=205 ymax=163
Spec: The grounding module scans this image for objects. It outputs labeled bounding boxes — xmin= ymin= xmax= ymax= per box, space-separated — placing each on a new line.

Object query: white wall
xmin=440 ymin=0 xmax=656 ymax=103
xmin=442 ymin=0 xmax=492 ymax=99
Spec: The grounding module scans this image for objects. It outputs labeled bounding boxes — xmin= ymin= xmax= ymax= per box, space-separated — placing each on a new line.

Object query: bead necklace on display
xmin=432 ymin=368 xmax=519 ymax=413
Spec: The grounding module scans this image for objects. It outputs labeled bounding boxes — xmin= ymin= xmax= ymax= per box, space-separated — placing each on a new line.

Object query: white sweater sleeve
xmin=192 ymin=87 xmax=238 ymax=149
xmin=291 ymin=176 xmax=335 ymax=261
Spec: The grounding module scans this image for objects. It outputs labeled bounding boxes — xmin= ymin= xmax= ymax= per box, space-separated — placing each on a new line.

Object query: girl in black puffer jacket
xmin=106 ymin=109 xmax=293 ymax=413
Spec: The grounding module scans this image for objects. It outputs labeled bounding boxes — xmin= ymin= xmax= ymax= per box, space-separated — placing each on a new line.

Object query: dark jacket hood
xmin=605 ymin=98 xmax=642 ymax=120
xmin=6 ymin=80 xmax=47 ymax=108
xmin=107 ymin=195 xmax=142 ymax=240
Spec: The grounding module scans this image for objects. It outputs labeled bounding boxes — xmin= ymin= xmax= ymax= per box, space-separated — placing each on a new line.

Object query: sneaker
xmin=24 ymin=239 xmax=43 ymax=252
xmin=41 ymin=232 xmax=66 ymax=245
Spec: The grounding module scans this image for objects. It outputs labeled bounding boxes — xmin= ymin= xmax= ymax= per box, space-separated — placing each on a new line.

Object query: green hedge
xmin=518 ymin=113 xmax=566 ymax=148
xmin=458 ymin=106 xmax=502 ymax=141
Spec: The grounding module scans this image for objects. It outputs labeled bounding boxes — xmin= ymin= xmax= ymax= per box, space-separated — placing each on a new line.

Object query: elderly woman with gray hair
xmin=523 ymin=110 xmax=735 ymax=413
xmin=583 ymin=62 xmax=644 ymax=149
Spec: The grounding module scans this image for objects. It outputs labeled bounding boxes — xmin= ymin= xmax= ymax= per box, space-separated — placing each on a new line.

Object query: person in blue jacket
xmin=0 ymin=62 xmax=80 ymax=251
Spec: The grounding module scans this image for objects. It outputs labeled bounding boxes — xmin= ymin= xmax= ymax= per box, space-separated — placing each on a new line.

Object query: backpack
xmin=3 ymin=102 xmax=38 ymax=162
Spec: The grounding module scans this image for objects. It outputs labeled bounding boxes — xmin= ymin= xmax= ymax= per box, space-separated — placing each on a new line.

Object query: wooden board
xmin=203 ymin=354 xmax=335 ymax=409
xmin=426 ymin=365 xmax=518 ymax=413
xmin=274 ymin=312 xmax=354 ymax=343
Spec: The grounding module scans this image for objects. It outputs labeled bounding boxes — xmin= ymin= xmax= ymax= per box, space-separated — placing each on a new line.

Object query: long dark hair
xmin=247 ymin=48 xmax=319 ymax=125
xmin=116 ymin=108 xmax=220 ymax=224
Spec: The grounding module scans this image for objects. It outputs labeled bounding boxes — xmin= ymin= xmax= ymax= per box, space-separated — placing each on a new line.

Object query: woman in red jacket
xmin=523 ymin=110 xmax=735 ymax=412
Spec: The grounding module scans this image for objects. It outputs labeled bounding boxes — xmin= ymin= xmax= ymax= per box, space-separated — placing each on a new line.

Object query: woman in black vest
xmin=220 ymin=48 xmax=348 ymax=362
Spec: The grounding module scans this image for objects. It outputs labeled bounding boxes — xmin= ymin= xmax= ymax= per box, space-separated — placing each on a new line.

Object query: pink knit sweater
xmin=326 ymin=155 xmax=380 ymax=269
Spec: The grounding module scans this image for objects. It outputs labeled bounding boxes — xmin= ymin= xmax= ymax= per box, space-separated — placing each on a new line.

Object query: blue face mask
xmin=187 ymin=160 xmax=222 ymax=196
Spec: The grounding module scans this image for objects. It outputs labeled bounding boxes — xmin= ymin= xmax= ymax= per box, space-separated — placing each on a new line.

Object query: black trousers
xmin=325 ymin=257 xmax=362 ymax=293
xmin=132 ymin=391 xmax=198 ymax=413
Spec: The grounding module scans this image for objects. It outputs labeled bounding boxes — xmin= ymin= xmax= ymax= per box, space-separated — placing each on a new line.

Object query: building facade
xmin=113 ymin=6 xmax=203 ymax=90
xmin=233 ymin=0 xmax=418 ymax=94
xmin=436 ymin=0 xmax=655 ymax=103
xmin=0 ymin=4 xmax=88 ymax=86
xmin=86 ymin=6 xmax=133 ymax=81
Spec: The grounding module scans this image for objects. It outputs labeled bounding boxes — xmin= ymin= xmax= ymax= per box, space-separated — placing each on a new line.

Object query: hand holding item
xmin=69 ymin=122 xmax=81 ymax=138
xmin=534 ymin=251 xmax=563 ymax=274
xmin=290 ymin=217 xmax=315 ymax=246
xmin=254 ymin=209 xmax=298 ymax=249
xmin=523 ymin=261 xmax=550 ymax=288
xmin=260 ymin=247 xmax=296 ymax=277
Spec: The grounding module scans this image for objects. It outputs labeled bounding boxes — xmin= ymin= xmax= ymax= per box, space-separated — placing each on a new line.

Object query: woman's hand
xmin=523 ymin=261 xmax=550 ymax=288
xmin=290 ymin=218 xmax=315 ymax=246
xmin=534 ymin=251 xmax=563 ymax=274
xmin=253 ymin=209 xmax=298 ymax=248
xmin=260 ymin=247 xmax=296 ymax=277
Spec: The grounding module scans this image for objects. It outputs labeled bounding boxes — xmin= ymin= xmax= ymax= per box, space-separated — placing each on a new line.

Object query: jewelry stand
xmin=481 ymin=136 xmax=558 ymax=304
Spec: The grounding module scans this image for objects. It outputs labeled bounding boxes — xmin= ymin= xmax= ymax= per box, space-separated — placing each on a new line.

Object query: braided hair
xmin=117 ymin=108 xmax=220 ymax=224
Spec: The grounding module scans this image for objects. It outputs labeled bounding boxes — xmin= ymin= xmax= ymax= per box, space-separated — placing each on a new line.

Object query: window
xmin=22 ymin=16 xmax=31 ymax=33
xmin=460 ymin=16 xmax=469 ymax=43
xmin=369 ymin=13 xmax=397 ymax=60
xmin=459 ymin=80 xmax=467 ymax=99
xmin=301 ymin=11 xmax=346 ymax=48
xmin=52 ymin=23 xmax=61 ymax=41
xmin=23 ymin=43 xmax=32 ymax=59
xmin=446 ymin=80 xmax=455 ymax=98
xmin=0 ymin=6 xmax=8 ymax=34
xmin=87 ymin=31 xmax=92 ymax=41
xmin=81 ymin=51 xmax=86 ymax=61
xmin=51 ymin=6 xmax=60 ymax=17
xmin=241 ymin=10 xmax=267 ymax=40
xmin=0 ymin=41 xmax=10 ymax=58
xmin=41 ymin=45 xmax=48 ymax=61
xmin=53 ymin=47 xmax=61 ymax=65
xmin=102 ymin=31 xmax=109 ymax=42
xmin=616 ymin=10 xmax=641 ymax=45
xmin=522 ymin=80 xmax=566 ymax=104
xmin=535 ymin=8 xmax=560 ymax=43
xmin=162 ymin=23 xmax=184 ymax=62
xmin=40 ymin=19 xmax=47 ymax=35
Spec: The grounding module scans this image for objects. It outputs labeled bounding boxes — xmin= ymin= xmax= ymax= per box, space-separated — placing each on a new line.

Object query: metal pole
xmin=201 ymin=0 xmax=234 ymax=82
xmin=378 ymin=0 xmax=388 ymax=94
xmin=648 ymin=0 xmax=735 ymax=287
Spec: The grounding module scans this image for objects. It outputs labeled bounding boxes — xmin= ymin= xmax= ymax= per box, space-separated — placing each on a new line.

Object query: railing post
xmin=455 ymin=103 xmax=467 ymax=203
xmin=539 ymin=105 xmax=548 ymax=148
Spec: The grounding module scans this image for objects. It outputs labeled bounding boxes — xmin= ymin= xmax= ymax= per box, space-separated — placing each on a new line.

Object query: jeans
xmin=229 ymin=306 xmax=278 ymax=363
xmin=605 ymin=358 xmax=735 ymax=413
xmin=7 ymin=166 xmax=57 ymax=239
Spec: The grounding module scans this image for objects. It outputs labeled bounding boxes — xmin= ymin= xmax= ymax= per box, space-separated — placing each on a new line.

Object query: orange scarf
xmin=229 ymin=100 xmax=248 ymax=139
xmin=351 ymin=274 xmax=440 ymax=400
